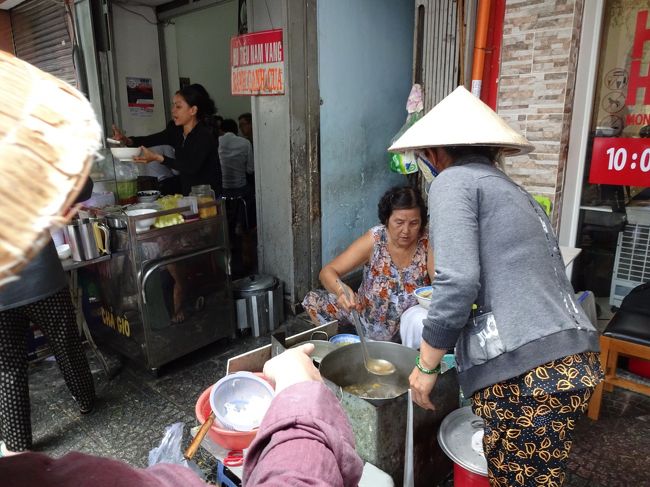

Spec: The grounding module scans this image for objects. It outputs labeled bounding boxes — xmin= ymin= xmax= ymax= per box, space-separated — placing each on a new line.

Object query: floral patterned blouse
xmin=356 ymin=225 xmax=430 ymax=340
xmin=302 ymin=225 xmax=430 ymax=341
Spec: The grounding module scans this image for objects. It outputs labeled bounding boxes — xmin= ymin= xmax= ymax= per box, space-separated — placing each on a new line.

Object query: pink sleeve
xmin=243 ymin=381 xmax=363 ymax=487
xmin=0 ymin=451 xmax=207 ymax=487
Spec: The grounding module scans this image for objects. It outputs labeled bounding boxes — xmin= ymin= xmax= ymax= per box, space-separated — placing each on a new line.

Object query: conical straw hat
xmin=389 ymin=86 xmax=534 ymax=156
xmin=0 ymin=51 xmax=101 ymax=287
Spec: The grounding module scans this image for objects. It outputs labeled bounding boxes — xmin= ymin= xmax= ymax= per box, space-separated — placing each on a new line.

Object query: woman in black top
xmin=112 ymin=84 xmax=222 ymax=196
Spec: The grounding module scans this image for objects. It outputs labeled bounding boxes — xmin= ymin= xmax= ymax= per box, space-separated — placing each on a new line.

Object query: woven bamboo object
xmin=0 ymin=50 xmax=101 ymax=287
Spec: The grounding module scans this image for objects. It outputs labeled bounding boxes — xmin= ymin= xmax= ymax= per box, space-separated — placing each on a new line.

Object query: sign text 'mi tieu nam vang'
xmin=231 ymin=29 xmax=284 ymax=96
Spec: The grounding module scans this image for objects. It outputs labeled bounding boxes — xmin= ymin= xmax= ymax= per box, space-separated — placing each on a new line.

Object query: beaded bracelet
xmin=416 ymin=355 xmax=441 ymax=375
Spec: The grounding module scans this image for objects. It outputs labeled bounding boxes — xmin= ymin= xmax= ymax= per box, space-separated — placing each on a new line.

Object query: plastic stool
xmin=217 ymin=461 xmax=241 ymax=487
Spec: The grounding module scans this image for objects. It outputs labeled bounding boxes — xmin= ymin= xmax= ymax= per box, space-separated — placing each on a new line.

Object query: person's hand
xmin=409 ymin=366 xmax=437 ymax=410
xmin=133 ymin=146 xmax=163 ymax=164
xmin=263 ymin=343 xmax=322 ymax=394
xmin=336 ymin=282 xmax=361 ymax=312
xmin=111 ymin=124 xmax=132 ymax=146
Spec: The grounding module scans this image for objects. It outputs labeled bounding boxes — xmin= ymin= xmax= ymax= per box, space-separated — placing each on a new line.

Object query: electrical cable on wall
xmin=112 ymin=1 xmax=173 ymax=26
xmin=263 ymin=0 xmax=275 ymax=29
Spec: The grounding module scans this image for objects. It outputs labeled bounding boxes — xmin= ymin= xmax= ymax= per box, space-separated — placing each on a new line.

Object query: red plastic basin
xmin=196 ymin=385 xmax=257 ymax=450
xmin=195 ymin=373 xmax=274 ymax=450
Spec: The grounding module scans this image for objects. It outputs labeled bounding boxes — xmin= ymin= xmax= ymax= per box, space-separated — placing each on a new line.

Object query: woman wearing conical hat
xmin=392 ymin=87 xmax=603 ymax=486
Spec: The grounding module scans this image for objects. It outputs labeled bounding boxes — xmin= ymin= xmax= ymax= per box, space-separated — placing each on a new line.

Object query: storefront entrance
xmin=564 ymin=0 xmax=650 ymax=311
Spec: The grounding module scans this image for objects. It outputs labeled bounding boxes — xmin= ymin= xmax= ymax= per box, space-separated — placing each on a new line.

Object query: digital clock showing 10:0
xmin=606 ymin=147 xmax=650 ymax=172
xmin=589 ymin=137 xmax=650 ymax=187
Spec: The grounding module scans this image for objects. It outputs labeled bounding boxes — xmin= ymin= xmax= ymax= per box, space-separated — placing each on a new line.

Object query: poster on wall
xmin=592 ymin=6 xmax=650 ymax=138
xmin=126 ymin=77 xmax=154 ymax=117
xmin=589 ymin=137 xmax=650 ymax=186
xmin=231 ymin=29 xmax=284 ymax=96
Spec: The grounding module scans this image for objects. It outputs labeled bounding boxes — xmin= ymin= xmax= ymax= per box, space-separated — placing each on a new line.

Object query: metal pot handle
xmin=93 ymin=222 xmax=111 ymax=255
xmin=310 ymin=330 xmax=329 ymax=341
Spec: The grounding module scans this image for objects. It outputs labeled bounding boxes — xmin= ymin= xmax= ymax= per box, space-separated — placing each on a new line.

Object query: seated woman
xmin=302 ymin=186 xmax=432 ymax=345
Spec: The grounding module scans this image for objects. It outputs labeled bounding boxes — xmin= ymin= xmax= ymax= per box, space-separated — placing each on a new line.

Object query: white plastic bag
xmin=148 ymin=422 xmax=204 ymax=478
xmin=148 ymin=422 xmax=188 ymax=467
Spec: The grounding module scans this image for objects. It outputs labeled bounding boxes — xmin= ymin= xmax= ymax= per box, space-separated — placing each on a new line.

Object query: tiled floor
xmin=21 ymin=315 xmax=650 ymax=486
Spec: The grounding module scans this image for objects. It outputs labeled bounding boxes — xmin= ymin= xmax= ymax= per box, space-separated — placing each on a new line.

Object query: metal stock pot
xmin=319 ymin=341 xmax=417 ymax=403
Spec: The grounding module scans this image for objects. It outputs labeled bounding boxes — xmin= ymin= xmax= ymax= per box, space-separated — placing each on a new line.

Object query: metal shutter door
xmin=413 ymin=0 xmax=465 ymax=111
xmin=11 ymin=0 xmax=76 ymax=85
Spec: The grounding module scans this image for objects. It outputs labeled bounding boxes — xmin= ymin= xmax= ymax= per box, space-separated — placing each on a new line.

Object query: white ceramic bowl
xmin=414 ymin=286 xmax=432 ymax=309
xmin=329 ymin=334 xmax=361 ymax=346
xmin=125 ymin=208 xmax=157 ymax=232
xmin=110 ymin=147 xmax=141 ymax=160
xmin=209 ymin=371 xmax=274 ymax=431
xmin=56 ymin=244 xmax=71 ymax=260
xmin=137 ymin=190 xmax=161 ymax=203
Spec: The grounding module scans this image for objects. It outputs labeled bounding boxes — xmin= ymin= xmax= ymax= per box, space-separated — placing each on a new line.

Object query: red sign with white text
xmin=231 ymin=29 xmax=284 ymax=96
xmin=589 ymin=137 xmax=650 ymax=186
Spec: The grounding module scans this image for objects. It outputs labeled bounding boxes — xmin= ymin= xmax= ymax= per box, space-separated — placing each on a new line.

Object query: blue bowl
xmin=329 ymin=333 xmax=361 ymax=346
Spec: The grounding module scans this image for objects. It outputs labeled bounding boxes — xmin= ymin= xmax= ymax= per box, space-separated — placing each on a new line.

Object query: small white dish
xmin=56 ymin=244 xmax=71 ymax=260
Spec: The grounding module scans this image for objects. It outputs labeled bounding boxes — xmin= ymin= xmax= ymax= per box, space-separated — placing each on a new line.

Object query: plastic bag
xmin=148 ymin=422 xmax=203 ymax=478
xmin=388 ymin=84 xmax=425 ymax=174
xmin=148 ymin=422 xmax=187 ymax=467
xmin=390 ymin=151 xmax=419 ymax=174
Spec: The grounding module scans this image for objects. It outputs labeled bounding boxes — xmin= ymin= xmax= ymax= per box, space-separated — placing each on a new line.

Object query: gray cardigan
xmin=423 ymin=156 xmax=599 ymax=396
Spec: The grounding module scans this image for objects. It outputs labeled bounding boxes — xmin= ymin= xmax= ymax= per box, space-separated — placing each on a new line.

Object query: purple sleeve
xmin=243 ymin=381 xmax=363 ymax=487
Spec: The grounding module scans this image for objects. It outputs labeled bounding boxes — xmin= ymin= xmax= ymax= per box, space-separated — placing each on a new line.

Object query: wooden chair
xmin=588 ymin=284 xmax=650 ymax=420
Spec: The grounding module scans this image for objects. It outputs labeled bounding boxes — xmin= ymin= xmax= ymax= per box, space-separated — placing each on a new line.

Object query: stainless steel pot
xmin=319 ymin=341 xmax=417 ymax=403
xmin=232 ymin=274 xmax=283 ymax=337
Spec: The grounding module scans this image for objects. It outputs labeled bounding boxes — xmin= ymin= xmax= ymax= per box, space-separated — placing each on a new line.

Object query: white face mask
xmin=416 ymin=152 xmax=439 ymax=178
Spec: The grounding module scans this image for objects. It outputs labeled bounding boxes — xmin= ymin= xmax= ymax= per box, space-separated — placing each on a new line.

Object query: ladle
xmin=336 ymin=279 xmax=396 ymax=376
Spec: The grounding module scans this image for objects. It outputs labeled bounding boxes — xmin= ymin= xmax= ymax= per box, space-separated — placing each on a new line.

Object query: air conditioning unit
xmin=610 ymin=223 xmax=650 ymax=308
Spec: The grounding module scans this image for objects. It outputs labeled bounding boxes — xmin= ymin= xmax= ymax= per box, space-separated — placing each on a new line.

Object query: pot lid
xmin=233 ymin=274 xmax=277 ymax=292
xmin=437 ymin=406 xmax=488 ymax=476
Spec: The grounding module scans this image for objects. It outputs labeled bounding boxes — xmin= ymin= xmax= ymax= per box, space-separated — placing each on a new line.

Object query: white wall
xmin=318 ymin=0 xmax=415 ymax=264
xmin=164 ymin=0 xmax=251 ymax=121
xmin=111 ymin=4 xmax=166 ymax=136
